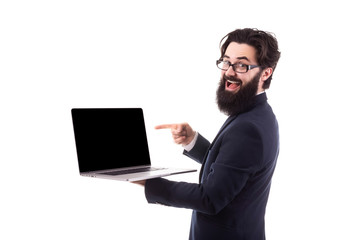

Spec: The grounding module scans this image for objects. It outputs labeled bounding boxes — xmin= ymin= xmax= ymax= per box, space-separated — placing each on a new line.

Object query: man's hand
xmin=132 ymin=180 xmax=146 ymax=186
xmin=155 ymin=123 xmax=195 ymax=146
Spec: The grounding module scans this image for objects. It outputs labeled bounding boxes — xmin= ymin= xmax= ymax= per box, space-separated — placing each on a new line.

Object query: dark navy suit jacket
xmin=145 ymin=93 xmax=279 ymax=240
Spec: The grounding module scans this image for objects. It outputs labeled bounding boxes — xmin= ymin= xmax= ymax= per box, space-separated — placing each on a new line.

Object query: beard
xmin=216 ymin=71 xmax=262 ymax=116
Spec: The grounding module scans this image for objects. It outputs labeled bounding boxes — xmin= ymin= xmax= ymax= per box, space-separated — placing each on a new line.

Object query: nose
xmin=225 ymin=65 xmax=236 ymax=77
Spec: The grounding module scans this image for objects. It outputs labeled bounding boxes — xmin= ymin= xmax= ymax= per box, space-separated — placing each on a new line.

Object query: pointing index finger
xmin=154 ymin=124 xmax=177 ymax=130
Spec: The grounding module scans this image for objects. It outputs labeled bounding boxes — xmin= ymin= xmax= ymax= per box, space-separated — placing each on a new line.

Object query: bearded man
xmin=135 ymin=28 xmax=281 ymax=240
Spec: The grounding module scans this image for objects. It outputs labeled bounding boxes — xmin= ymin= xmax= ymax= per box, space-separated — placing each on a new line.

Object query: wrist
xmin=183 ymin=132 xmax=198 ymax=152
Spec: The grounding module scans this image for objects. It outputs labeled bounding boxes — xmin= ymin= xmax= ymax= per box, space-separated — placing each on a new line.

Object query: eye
xmin=221 ymin=61 xmax=231 ymax=67
xmin=235 ymin=62 xmax=246 ymax=67
xmin=234 ymin=63 xmax=248 ymax=72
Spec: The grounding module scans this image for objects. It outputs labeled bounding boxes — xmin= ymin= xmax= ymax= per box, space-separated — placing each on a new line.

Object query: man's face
xmin=221 ymin=42 xmax=263 ymax=94
xmin=216 ymin=42 xmax=264 ymax=116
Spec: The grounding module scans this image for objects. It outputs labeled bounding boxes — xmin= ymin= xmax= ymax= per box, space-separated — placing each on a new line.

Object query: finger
xmin=174 ymin=136 xmax=186 ymax=144
xmin=173 ymin=133 xmax=186 ymax=140
xmin=154 ymin=124 xmax=178 ymax=130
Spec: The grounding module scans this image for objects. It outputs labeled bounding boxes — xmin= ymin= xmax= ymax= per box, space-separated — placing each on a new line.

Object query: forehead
xmin=224 ymin=42 xmax=257 ymax=63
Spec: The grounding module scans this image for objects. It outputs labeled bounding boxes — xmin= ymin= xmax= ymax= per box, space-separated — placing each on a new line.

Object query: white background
xmin=1 ymin=0 xmax=359 ymax=239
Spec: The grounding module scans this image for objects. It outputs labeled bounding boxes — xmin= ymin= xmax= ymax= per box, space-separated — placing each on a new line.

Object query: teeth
xmin=227 ymin=80 xmax=240 ymax=84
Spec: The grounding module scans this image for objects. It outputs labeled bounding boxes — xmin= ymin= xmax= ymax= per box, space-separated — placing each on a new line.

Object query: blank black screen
xmin=72 ymin=108 xmax=151 ymax=173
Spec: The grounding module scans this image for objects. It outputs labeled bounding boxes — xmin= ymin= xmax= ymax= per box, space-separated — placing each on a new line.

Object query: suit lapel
xmin=210 ymin=115 xmax=237 ymax=148
xmin=199 ymin=115 xmax=237 ymax=182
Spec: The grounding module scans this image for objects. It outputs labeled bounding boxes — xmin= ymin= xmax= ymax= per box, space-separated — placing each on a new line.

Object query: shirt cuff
xmin=182 ymin=131 xmax=198 ymax=152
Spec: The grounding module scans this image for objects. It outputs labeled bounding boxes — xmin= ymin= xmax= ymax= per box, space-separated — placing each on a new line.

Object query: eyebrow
xmin=223 ymin=55 xmax=250 ymax=61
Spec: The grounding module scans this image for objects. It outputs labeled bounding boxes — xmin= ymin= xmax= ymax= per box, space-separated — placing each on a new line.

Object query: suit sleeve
xmin=182 ymin=133 xmax=210 ymax=164
xmin=145 ymin=122 xmax=263 ymax=215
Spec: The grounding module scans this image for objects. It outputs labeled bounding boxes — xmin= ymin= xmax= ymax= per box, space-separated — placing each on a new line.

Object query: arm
xmin=145 ymin=123 xmax=263 ymax=215
xmin=183 ymin=133 xmax=210 ymax=164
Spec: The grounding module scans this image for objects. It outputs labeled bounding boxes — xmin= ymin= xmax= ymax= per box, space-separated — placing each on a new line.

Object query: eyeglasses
xmin=216 ymin=60 xmax=260 ymax=73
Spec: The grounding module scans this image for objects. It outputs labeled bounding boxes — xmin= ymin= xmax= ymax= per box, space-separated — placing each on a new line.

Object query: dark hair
xmin=220 ymin=28 xmax=281 ymax=89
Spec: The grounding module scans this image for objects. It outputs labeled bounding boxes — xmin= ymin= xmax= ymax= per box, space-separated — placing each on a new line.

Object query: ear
xmin=260 ymin=67 xmax=273 ymax=82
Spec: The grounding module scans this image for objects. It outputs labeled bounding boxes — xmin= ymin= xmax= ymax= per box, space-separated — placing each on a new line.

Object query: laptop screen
xmin=72 ymin=108 xmax=151 ymax=173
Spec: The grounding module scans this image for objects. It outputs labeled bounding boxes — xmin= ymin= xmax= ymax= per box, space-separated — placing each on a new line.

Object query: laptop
xmin=71 ymin=108 xmax=196 ymax=181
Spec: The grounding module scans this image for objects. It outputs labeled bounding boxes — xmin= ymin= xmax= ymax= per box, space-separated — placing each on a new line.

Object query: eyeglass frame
xmin=216 ymin=59 xmax=260 ymax=73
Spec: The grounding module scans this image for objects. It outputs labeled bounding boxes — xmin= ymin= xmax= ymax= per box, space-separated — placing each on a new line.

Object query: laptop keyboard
xmin=102 ymin=167 xmax=166 ymax=176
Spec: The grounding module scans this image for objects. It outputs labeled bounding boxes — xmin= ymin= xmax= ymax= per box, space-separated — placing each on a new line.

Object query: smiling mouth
xmin=226 ymin=80 xmax=241 ymax=91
